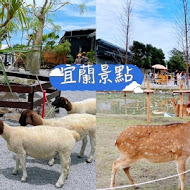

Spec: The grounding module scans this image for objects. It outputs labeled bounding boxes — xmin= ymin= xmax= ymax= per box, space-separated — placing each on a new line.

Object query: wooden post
xmin=147 ymin=81 xmax=151 ymax=123
xmin=119 ymin=101 xmax=121 ymax=114
xmin=124 ymin=92 xmax=127 ymax=114
xmin=136 ymin=101 xmax=139 ymax=111
xmin=28 ymin=87 xmax=34 ymax=110
xmin=42 ymin=90 xmax=46 ymax=118
xmin=179 ymin=80 xmax=183 ymax=118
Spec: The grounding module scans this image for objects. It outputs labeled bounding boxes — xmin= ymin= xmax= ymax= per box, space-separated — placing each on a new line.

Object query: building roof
xmin=60 ymin=28 xmax=96 ymax=42
xmin=96 ymin=39 xmax=126 ymax=53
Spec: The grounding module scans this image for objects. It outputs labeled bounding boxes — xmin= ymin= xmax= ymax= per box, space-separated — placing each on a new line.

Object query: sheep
xmin=0 ymin=119 xmax=80 ymax=188
xmin=52 ymin=97 xmax=96 ymax=115
xmin=19 ymin=110 xmax=96 ymax=164
xmin=111 ymin=122 xmax=190 ymax=190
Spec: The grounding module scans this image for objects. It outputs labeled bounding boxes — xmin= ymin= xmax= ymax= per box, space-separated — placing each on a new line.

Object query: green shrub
xmin=87 ymin=50 xmax=96 ymax=64
xmin=53 ymin=40 xmax=71 ymax=54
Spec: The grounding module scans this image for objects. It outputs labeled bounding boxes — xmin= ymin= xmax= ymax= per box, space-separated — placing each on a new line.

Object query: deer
xmin=110 ymin=121 xmax=190 ymax=190
xmin=170 ymin=98 xmax=190 ymax=117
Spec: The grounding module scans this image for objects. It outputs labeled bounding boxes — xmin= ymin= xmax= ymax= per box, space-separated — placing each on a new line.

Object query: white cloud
xmin=123 ymin=81 xmax=141 ymax=91
xmin=49 ymin=68 xmax=64 ymax=77
xmin=60 ymin=4 xmax=96 ymax=18
xmin=70 ymin=0 xmax=95 ymax=7
xmin=0 ymin=44 xmax=8 ymax=50
xmin=54 ymin=22 xmax=96 ymax=32
xmin=24 ymin=0 xmax=95 ymax=7
xmin=134 ymin=86 xmax=144 ymax=94
xmin=96 ymin=0 xmax=177 ymax=60
xmin=25 ymin=0 xmax=96 ymax=18
xmin=24 ymin=0 xmax=43 ymax=6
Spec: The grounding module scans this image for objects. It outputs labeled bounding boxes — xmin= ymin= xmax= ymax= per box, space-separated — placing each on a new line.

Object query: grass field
xmin=96 ymin=114 xmax=190 ymax=190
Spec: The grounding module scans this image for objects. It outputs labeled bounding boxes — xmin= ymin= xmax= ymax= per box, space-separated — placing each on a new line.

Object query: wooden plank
xmin=33 ymin=82 xmax=52 ymax=92
xmin=33 ymin=98 xmax=43 ymax=108
xmin=146 ymin=81 xmax=151 ymax=123
xmin=46 ymin=91 xmax=60 ymax=101
xmin=173 ymin=90 xmax=190 ymax=93
xmin=97 ymin=91 xmax=133 ymax=93
xmin=143 ymin=90 xmax=154 ymax=93
xmin=0 ymin=84 xmax=32 ymax=93
xmin=28 ymin=92 xmax=34 ymax=110
xmin=0 ymin=101 xmax=31 ymax=109
xmin=45 ymin=88 xmax=57 ymax=93
xmin=33 ymin=91 xmax=60 ymax=108
xmin=0 ymin=71 xmax=49 ymax=81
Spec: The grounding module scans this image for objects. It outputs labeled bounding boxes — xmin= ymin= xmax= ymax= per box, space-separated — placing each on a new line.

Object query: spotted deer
xmin=111 ymin=122 xmax=190 ymax=190
xmin=170 ymin=98 xmax=190 ymax=117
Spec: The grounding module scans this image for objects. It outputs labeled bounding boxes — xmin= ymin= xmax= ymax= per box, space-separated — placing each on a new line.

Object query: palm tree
xmin=0 ymin=0 xmax=27 ymax=92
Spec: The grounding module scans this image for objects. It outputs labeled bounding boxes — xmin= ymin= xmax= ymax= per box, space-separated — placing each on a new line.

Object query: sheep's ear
xmin=26 ymin=113 xmax=33 ymax=125
xmin=0 ymin=120 xmax=4 ymax=134
xmin=64 ymin=98 xmax=69 ymax=105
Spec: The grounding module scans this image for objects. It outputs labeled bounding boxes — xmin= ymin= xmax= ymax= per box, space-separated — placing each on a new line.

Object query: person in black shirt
xmin=81 ymin=52 xmax=89 ymax=64
xmin=174 ymin=70 xmax=178 ymax=85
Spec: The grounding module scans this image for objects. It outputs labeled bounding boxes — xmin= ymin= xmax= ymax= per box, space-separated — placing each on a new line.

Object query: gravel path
xmin=0 ymin=91 xmax=96 ymax=190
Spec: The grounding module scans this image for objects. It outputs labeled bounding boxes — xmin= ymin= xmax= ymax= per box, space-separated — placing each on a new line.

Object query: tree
xmin=168 ymin=48 xmax=186 ymax=72
xmin=0 ymin=0 xmax=27 ymax=45
xmin=0 ymin=0 xmax=27 ymax=93
xmin=28 ymin=1 xmax=85 ymax=74
xmin=146 ymin=44 xmax=165 ymax=66
xmin=23 ymin=16 xmax=61 ymax=47
xmin=176 ymin=0 xmax=190 ymax=88
xmin=129 ymin=41 xmax=165 ymax=69
xmin=42 ymin=32 xmax=60 ymax=51
xmin=129 ymin=41 xmax=146 ymax=68
xmin=119 ymin=0 xmax=133 ymax=64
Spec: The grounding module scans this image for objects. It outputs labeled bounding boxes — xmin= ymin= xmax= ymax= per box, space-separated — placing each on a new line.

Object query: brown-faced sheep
xmin=19 ymin=110 xmax=96 ymax=163
xmin=52 ymin=97 xmax=96 ymax=115
xmin=0 ymin=120 xmax=79 ymax=188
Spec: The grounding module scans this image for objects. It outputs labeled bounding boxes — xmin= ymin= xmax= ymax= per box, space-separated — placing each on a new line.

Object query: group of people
xmin=146 ymin=72 xmax=158 ymax=82
xmin=173 ymin=70 xmax=187 ymax=86
xmin=74 ymin=52 xmax=89 ymax=64
xmin=146 ymin=70 xmax=189 ymax=86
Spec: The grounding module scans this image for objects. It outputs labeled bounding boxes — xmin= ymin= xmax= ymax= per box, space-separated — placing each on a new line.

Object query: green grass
xmin=96 ymin=114 xmax=190 ymax=190
xmin=96 ymin=92 xmax=189 ymax=115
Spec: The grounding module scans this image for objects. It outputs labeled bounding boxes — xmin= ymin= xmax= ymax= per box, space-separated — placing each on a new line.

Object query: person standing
xmin=174 ymin=70 xmax=178 ymax=85
xmin=181 ymin=71 xmax=186 ymax=85
xmin=81 ymin=52 xmax=89 ymax=64
xmin=74 ymin=53 xmax=82 ymax=64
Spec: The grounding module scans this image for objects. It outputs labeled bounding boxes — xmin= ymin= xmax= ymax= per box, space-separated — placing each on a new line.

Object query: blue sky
xmin=97 ymin=0 xmax=183 ymax=60
xmin=2 ymin=0 xmax=186 ymax=60
xmin=3 ymin=0 xmax=95 ymax=48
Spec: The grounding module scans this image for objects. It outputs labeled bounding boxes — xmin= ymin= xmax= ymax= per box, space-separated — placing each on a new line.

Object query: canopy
xmin=152 ymin=64 xmax=167 ymax=70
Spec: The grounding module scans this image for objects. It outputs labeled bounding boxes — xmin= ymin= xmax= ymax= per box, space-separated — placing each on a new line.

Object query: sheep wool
xmin=0 ymin=120 xmax=79 ymax=188
xmin=19 ymin=110 xmax=96 ymax=163
xmin=52 ymin=97 xmax=96 ymax=115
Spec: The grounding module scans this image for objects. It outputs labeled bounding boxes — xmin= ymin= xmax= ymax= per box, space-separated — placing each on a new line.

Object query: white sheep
xmin=52 ymin=97 xmax=96 ymax=115
xmin=0 ymin=119 xmax=80 ymax=188
xmin=19 ymin=110 xmax=96 ymax=164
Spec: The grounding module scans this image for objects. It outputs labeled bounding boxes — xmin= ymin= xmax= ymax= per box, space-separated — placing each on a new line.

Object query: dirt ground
xmin=96 ymin=114 xmax=190 ymax=190
xmin=0 ymin=91 xmax=96 ymax=190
